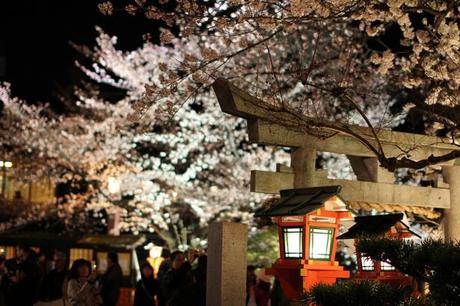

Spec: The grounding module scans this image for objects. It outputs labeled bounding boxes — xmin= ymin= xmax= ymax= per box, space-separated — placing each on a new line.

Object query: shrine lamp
xmin=255 ymin=185 xmax=351 ymax=299
xmin=256 ymin=186 xmax=348 ymax=260
xmin=337 ymin=213 xmax=421 ymax=289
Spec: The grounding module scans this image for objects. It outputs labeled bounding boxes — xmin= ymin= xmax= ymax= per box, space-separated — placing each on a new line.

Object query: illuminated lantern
xmin=255 ymin=186 xmax=351 ymax=300
xmin=337 ymin=213 xmax=421 ymax=289
xmin=146 ymin=245 xmax=164 ymax=278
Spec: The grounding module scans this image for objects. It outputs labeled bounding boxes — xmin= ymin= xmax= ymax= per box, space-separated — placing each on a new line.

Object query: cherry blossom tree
xmin=99 ymin=0 xmax=460 ymax=171
xmin=0 ymin=33 xmax=291 ymax=247
xmin=76 ymin=31 xmax=292 ymax=237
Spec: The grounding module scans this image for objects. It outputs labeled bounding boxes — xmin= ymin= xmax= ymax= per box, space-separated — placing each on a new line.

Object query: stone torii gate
xmin=212 ymin=78 xmax=460 ymax=238
xmin=206 ymin=78 xmax=460 ymax=306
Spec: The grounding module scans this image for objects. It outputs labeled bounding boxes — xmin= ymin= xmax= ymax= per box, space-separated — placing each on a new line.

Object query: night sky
xmin=0 ymin=0 xmax=159 ymax=107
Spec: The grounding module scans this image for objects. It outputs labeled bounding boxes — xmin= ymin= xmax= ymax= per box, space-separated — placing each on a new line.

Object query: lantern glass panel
xmin=282 ymin=227 xmax=303 ymax=258
xmin=309 ymin=227 xmax=334 ymax=260
xmin=380 ymin=261 xmax=395 ymax=271
xmin=361 ymin=255 xmax=374 ymax=271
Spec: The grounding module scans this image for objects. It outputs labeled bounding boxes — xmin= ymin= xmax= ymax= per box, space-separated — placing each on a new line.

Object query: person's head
xmin=38 ymin=253 xmax=46 ymax=265
xmin=0 ymin=255 xmax=5 ymax=273
xmin=170 ymin=251 xmax=185 ymax=270
xmin=141 ymin=262 xmax=154 ymax=279
xmin=197 ymin=255 xmax=207 ymax=272
xmin=107 ymin=252 xmax=118 ymax=268
xmin=256 ymin=268 xmax=273 ymax=287
xmin=53 ymin=251 xmax=67 ymax=271
xmin=195 ymin=255 xmax=207 ymax=283
xmin=4 ymin=259 xmax=17 ymax=277
xmin=16 ymin=245 xmax=32 ymax=261
xmin=247 ymin=265 xmax=256 ymax=284
xmin=69 ymin=259 xmax=91 ymax=280
xmin=14 ymin=190 xmax=22 ymax=199
xmin=161 ymin=248 xmax=171 ymax=259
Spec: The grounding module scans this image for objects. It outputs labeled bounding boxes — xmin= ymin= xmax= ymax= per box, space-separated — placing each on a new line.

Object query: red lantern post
xmin=337 ymin=213 xmax=421 ymax=290
xmin=255 ymin=186 xmax=351 ymax=300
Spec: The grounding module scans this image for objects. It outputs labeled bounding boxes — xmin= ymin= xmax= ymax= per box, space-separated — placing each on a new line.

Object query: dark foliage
xmin=306 ymin=280 xmax=405 ymax=306
xmin=358 ymin=237 xmax=460 ymax=305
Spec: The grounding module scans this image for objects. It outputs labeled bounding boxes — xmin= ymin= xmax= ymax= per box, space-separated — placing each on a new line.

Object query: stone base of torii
xmin=205 ymin=79 xmax=460 ymax=306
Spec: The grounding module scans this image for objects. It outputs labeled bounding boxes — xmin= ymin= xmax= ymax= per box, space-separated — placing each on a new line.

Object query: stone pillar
xmin=291 ymin=146 xmax=316 ymax=188
xmin=442 ymin=166 xmax=460 ymax=241
xmin=347 ymin=156 xmax=394 ymax=183
xmin=206 ymin=222 xmax=247 ymax=306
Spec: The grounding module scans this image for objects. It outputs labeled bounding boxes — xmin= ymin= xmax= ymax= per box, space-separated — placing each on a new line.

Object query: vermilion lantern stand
xmin=337 ymin=213 xmax=421 ymax=290
xmin=255 ymin=186 xmax=351 ymax=300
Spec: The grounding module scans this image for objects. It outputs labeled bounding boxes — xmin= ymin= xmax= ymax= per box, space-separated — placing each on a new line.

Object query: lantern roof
xmin=254 ymin=185 xmax=344 ymax=217
xmin=337 ymin=213 xmax=421 ymax=239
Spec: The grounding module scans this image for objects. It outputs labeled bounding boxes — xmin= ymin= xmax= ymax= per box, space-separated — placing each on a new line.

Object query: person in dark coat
xmin=254 ymin=269 xmax=272 ymax=306
xmin=167 ymin=255 xmax=207 ymax=306
xmin=101 ymin=252 xmax=123 ymax=306
xmin=270 ymin=277 xmax=290 ymax=306
xmin=160 ymin=251 xmax=193 ymax=305
xmin=0 ymin=256 xmax=7 ymax=306
xmin=246 ymin=265 xmax=256 ymax=306
xmin=4 ymin=261 xmax=38 ymax=306
xmin=0 ymin=259 xmax=16 ymax=305
xmin=38 ymin=251 xmax=68 ymax=303
xmin=156 ymin=256 xmax=170 ymax=306
xmin=134 ymin=262 xmax=160 ymax=306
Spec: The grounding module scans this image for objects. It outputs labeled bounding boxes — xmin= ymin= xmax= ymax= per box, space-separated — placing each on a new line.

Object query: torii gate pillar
xmin=442 ymin=166 xmax=460 ymax=241
xmin=291 ymin=147 xmax=316 ymax=188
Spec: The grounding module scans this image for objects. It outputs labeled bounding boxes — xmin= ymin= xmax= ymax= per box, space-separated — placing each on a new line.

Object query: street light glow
xmin=107 ymin=176 xmax=121 ymax=194
xmin=0 ymin=161 xmax=13 ymax=168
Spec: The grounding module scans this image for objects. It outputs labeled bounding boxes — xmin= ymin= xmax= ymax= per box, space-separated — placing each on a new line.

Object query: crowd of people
xmin=0 ymin=246 xmax=208 ymax=306
xmin=0 ymin=246 xmax=126 ymax=306
xmin=0 ymin=246 xmax=286 ymax=306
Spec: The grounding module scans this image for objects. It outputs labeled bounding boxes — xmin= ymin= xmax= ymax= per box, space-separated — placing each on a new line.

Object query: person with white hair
xmin=254 ymin=269 xmax=272 ymax=306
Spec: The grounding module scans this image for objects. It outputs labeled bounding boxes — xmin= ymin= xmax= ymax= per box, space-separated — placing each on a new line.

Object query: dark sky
xmin=0 ymin=0 xmax=159 ymax=106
